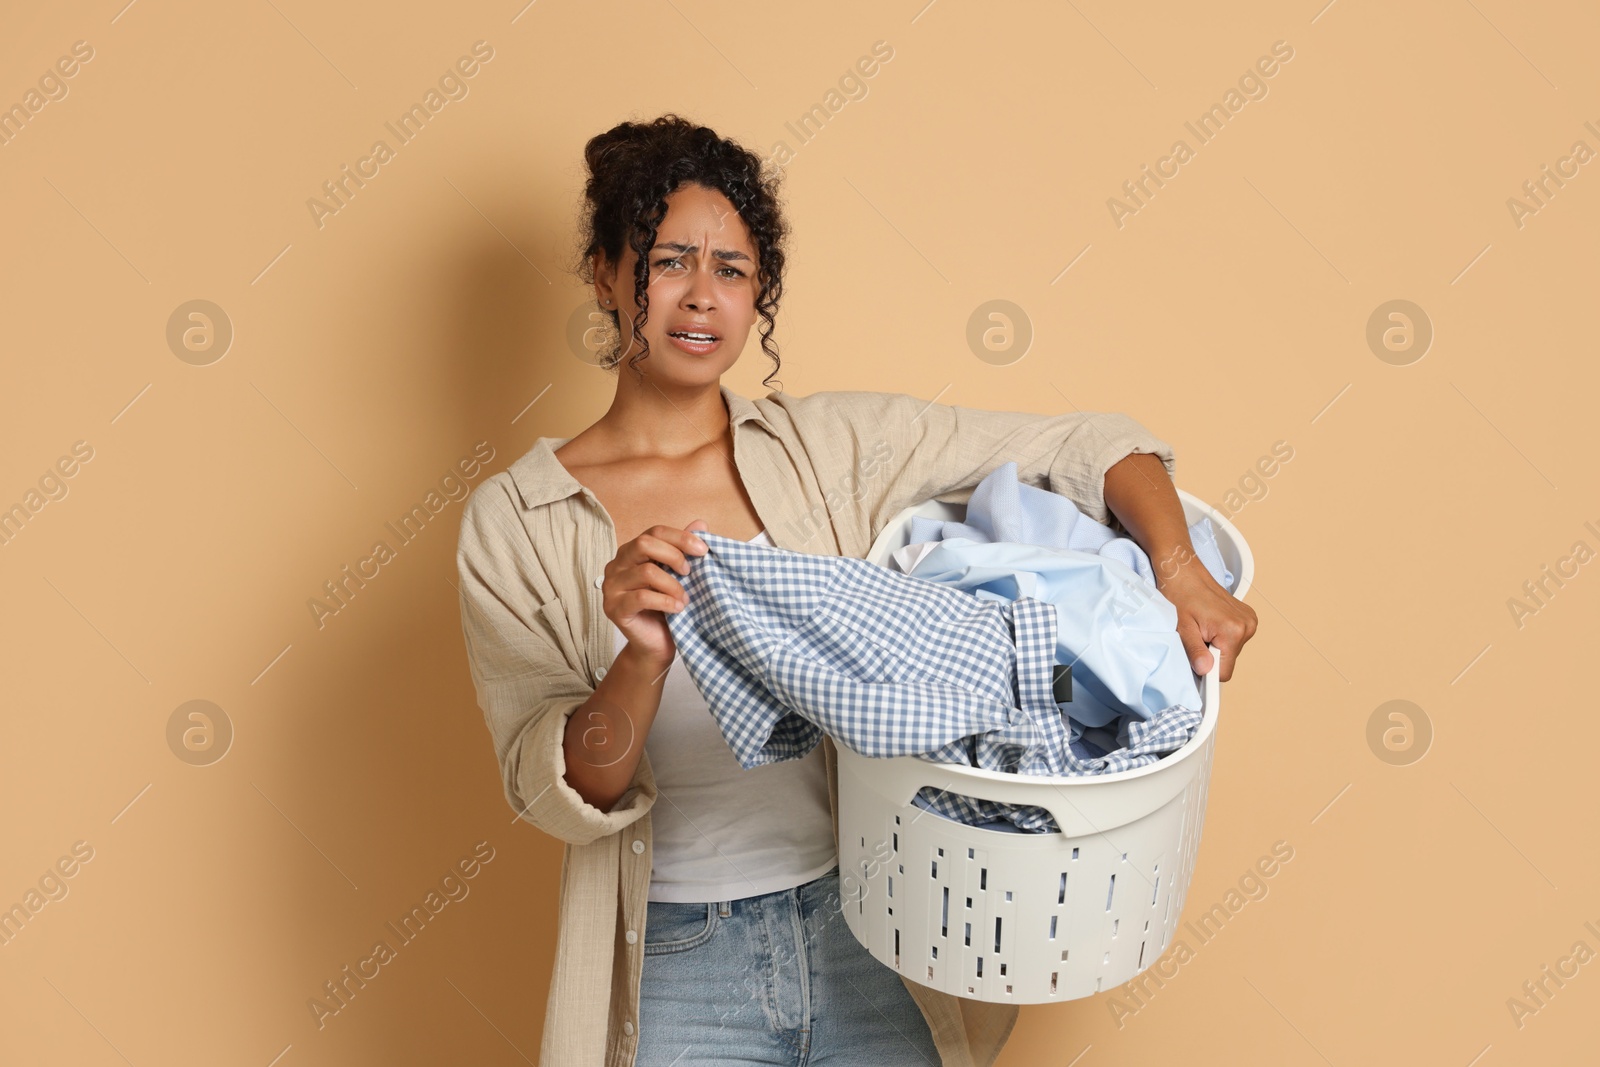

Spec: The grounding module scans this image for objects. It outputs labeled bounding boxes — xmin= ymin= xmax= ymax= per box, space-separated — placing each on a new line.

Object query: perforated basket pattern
xmin=834 ymin=490 xmax=1249 ymax=1004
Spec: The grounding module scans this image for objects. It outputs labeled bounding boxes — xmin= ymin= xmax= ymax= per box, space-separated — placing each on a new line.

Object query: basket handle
xmin=856 ymin=645 xmax=1222 ymax=838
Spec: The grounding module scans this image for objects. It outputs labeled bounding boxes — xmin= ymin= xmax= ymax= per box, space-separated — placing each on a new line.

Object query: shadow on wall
xmin=269 ymin=185 xmax=580 ymax=1062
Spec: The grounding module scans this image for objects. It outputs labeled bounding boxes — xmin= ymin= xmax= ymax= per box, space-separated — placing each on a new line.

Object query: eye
xmin=653 ymin=257 xmax=748 ymax=279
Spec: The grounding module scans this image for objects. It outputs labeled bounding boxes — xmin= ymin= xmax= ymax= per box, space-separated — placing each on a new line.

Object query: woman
xmin=456 ymin=114 xmax=1257 ymax=1067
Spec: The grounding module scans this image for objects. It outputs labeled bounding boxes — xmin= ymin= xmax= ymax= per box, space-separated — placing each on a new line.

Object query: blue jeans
xmin=637 ymin=864 xmax=940 ymax=1066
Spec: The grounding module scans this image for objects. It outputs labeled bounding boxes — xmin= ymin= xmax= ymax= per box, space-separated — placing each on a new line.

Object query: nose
xmin=682 ymin=265 xmax=717 ymax=311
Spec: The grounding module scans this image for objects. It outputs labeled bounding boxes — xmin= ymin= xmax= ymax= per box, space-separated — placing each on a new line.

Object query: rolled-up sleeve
xmin=799 ymin=390 xmax=1175 ymax=542
xmin=455 ymin=482 xmax=655 ymax=847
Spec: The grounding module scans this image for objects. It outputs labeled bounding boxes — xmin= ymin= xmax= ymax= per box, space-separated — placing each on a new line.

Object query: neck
xmin=595 ymin=374 xmax=730 ymax=459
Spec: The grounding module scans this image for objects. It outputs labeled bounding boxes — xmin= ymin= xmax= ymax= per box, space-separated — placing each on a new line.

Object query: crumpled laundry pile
xmin=893 ymin=462 xmax=1232 ymax=831
xmin=660 ymin=462 xmax=1235 ymax=833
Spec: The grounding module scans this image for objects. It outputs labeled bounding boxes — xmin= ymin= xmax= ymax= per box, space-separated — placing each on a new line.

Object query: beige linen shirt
xmin=455 ymin=385 xmax=1176 ymax=1067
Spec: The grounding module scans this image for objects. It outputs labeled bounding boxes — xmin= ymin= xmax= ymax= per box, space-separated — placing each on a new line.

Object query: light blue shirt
xmin=895 ymin=539 xmax=1202 ymax=735
xmin=906 ymin=460 xmax=1234 ymax=591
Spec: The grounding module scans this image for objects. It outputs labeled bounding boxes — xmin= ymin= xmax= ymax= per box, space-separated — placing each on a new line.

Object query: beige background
xmin=2 ymin=1 xmax=1595 ymax=1064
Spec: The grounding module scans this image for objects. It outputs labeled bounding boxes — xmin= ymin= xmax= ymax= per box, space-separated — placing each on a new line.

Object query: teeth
xmin=673 ymin=332 xmax=715 ymax=341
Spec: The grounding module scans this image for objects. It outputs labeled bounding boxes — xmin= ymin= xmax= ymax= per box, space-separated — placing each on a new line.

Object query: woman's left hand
xmin=1156 ymin=559 xmax=1258 ymax=681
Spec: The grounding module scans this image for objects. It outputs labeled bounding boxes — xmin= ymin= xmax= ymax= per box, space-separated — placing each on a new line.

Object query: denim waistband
xmin=652 ymin=862 xmax=843 ymax=917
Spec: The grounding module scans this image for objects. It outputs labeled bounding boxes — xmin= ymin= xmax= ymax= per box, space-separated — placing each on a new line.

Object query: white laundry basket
xmin=836 ymin=489 xmax=1253 ymax=1004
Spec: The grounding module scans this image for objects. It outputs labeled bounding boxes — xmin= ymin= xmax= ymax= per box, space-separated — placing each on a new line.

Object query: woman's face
xmin=595 ymin=182 xmax=760 ymax=384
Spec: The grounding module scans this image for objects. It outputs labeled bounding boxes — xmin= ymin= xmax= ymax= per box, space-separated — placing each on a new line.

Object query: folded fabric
xmin=903 ymin=461 xmax=1234 ymax=591
xmin=661 ymin=531 xmax=1071 ymax=830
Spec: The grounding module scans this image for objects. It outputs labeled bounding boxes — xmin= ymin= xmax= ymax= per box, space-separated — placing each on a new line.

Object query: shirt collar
xmin=508 ymin=384 xmax=777 ymax=510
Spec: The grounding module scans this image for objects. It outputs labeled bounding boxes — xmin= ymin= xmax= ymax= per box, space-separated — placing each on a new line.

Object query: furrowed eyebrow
xmin=654 ymin=241 xmax=753 ymax=263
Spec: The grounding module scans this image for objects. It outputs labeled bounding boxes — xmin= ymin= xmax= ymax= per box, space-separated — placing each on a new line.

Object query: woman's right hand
xmin=602 ymin=520 xmax=709 ymax=668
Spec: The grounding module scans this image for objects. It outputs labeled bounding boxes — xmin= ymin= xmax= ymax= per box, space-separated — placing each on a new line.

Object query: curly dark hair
xmin=570 ymin=113 xmax=789 ymax=390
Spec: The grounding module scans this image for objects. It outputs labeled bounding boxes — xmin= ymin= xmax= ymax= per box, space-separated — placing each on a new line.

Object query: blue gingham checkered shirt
xmin=661 ymin=532 xmax=1199 ymax=833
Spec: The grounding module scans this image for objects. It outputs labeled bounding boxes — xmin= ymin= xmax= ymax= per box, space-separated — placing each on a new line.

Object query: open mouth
xmin=666 ymin=330 xmax=721 ymax=353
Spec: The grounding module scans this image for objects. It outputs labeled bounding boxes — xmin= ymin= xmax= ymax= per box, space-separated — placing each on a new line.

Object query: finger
xmin=1211 ymin=626 xmax=1243 ymax=682
xmin=627 ymin=561 xmax=693 ymax=605
xmin=683 ymin=521 xmax=710 ymax=556
xmin=630 ymin=530 xmax=700 ymax=575
xmin=1176 ymin=615 xmax=1213 ymax=675
xmin=666 ymin=523 xmax=710 ymax=558
xmin=625 ymin=587 xmax=689 ymax=617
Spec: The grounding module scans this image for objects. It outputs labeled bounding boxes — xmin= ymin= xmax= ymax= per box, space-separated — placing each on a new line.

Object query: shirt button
xmin=631 ymin=839 xmax=645 ymax=855
xmin=623 ymin=1021 xmax=635 ymax=1036
xmin=625 ymin=929 xmax=637 ymax=944
xmin=593 ymin=575 xmax=604 ymax=589
xmin=595 ymin=666 xmax=608 ymax=680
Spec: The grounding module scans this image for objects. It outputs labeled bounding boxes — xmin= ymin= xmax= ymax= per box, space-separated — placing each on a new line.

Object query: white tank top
xmin=614 ymin=529 xmax=838 ymax=903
